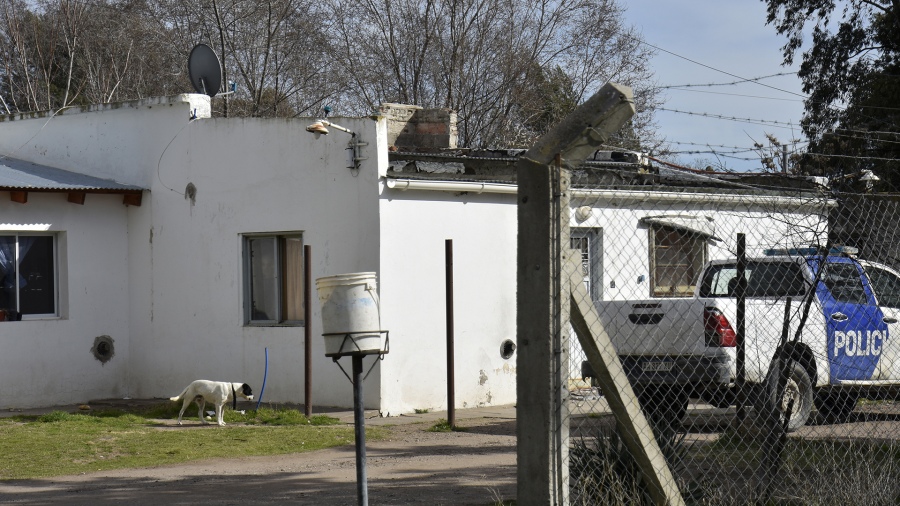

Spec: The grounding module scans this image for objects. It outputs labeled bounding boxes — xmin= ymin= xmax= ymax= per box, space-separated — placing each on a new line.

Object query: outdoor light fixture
xmin=306 ymin=121 xmax=329 ymax=135
xmin=305 ymin=119 xmax=368 ymax=171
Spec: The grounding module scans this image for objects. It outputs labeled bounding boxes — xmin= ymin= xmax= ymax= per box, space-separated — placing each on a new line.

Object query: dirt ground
xmin=0 ymin=402 xmax=517 ymax=506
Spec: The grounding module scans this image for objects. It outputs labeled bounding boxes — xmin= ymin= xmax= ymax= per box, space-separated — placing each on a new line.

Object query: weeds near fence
xmin=569 ymin=415 xmax=701 ymax=505
xmin=694 ymin=427 xmax=899 ymax=504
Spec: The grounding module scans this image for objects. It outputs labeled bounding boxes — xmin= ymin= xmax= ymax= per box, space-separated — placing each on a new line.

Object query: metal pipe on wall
xmin=446 ymin=239 xmax=456 ymax=429
xmin=305 ymin=244 xmax=312 ymax=418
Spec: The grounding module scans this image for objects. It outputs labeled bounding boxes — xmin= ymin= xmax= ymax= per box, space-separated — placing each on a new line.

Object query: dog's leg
xmin=177 ymin=398 xmax=191 ymax=425
xmin=197 ymin=398 xmax=209 ymax=424
xmin=216 ymin=403 xmax=226 ymax=426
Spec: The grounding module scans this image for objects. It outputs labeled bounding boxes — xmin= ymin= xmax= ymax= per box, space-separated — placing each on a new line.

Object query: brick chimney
xmin=379 ymin=103 xmax=458 ymax=151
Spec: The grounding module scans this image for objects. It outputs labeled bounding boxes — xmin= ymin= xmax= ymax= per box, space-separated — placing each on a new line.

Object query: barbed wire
xmin=656 ymin=107 xmax=800 ymax=129
xmin=658 ymin=72 xmax=799 ymax=90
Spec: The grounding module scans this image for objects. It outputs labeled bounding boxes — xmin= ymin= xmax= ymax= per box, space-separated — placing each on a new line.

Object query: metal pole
xmin=782 ymin=144 xmax=788 ymax=173
xmin=305 ymin=245 xmax=312 ymax=418
xmin=445 ymin=239 xmax=455 ymax=429
xmin=735 ymin=233 xmax=747 ymax=424
xmin=352 ymin=355 xmax=368 ymax=506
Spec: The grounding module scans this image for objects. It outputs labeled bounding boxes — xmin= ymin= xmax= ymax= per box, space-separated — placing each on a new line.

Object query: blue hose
xmin=256 ymin=347 xmax=268 ymax=411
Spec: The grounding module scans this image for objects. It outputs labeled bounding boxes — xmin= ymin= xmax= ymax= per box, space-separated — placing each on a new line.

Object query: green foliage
xmin=764 ymin=0 xmax=900 ymax=186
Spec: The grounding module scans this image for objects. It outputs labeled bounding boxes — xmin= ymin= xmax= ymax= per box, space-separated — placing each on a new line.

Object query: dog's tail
xmin=169 ymin=386 xmax=189 ymax=402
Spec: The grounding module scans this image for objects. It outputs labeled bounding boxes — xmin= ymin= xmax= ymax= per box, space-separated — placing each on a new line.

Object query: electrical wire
xmin=656 ymin=107 xmax=800 ymax=129
xmin=0 ymin=106 xmax=72 ymax=162
xmin=659 ymin=72 xmax=799 ymax=90
xmin=156 ymin=116 xmax=200 ymax=196
xmin=662 ymin=87 xmax=805 ymax=102
xmin=628 ymin=34 xmax=807 ymax=99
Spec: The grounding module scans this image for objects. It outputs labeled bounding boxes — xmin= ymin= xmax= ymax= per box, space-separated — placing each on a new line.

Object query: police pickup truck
xmin=597 ymin=247 xmax=900 ymax=431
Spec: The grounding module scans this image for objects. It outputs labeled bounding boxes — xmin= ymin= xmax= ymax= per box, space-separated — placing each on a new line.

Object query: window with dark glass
xmin=864 ymin=265 xmax=900 ymax=309
xmin=821 ymin=262 xmax=869 ymax=305
xmin=699 ymin=261 xmax=808 ymax=298
xmin=0 ymin=234 xmax=57 ymax=317
xmin=244 ymin=234 xmax=304 ymax=325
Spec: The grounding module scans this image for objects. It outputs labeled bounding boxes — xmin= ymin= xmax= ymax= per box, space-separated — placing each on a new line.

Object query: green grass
xmin=0 ymin=403 xmax=381 ymax=480
xmin=428 ymin=418 xmax=468 ymax=432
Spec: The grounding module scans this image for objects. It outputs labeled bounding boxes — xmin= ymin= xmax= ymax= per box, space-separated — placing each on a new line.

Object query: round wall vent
xmin=91 ymin=335 xmax=115 ymax=364
xmin=500 ymin=339 xmax=516 ymax=360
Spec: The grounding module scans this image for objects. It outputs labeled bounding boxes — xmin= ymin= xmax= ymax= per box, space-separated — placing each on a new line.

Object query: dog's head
xmin=239 ymin=383 xmax=254 ymax=401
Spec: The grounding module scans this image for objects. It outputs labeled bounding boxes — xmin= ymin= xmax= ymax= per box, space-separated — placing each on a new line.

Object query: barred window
xmin=649 ymin=226 xmax=706 ymax=297
xmin=571 ymin=228 xmax=602 ymax=301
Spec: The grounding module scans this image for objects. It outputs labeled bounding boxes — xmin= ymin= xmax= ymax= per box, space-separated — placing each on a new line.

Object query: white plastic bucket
xmin=315 ymin=272 xmax=384 ymax=356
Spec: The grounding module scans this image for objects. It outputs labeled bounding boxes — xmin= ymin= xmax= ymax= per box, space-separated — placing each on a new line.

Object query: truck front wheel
xmin=762 ymin=360 xmax=813 ymax=432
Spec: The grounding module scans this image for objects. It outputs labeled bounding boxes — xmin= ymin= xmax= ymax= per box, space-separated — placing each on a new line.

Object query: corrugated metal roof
xmin=0 ymin=157 xmax=144 ymax=192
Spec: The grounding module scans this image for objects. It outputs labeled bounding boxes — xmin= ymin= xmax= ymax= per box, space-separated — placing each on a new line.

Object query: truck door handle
xmin=885 ymin=316 xmax=898 ymax=324
xmin=628 ymin=313 xmax=664 ymax=325
xmin=831 ymin=312 xmax=848 ymax=322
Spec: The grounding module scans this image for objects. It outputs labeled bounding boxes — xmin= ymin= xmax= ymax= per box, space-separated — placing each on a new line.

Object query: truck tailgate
xmin=599 ymin=299 xmax=710 ymax=355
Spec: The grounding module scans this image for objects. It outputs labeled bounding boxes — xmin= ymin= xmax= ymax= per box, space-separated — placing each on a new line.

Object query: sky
xmin=623 ymin=0 xmax=808 ymax=172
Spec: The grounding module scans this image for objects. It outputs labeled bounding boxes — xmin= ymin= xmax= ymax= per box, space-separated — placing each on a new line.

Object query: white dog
xmin=170 ymin=380 xmax=254 ymax=426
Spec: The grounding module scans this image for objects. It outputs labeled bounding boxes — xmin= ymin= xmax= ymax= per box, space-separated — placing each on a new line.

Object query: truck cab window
xmin=821 ymin=262 xmax=869 ymax=305
xmin=865 ymin=266 xmax=900 ymax=309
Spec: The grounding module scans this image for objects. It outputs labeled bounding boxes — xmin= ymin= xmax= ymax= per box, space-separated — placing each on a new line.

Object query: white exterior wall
xmin=377 ymin=189 xmax=518 ymax=415
xmin=0 ymin=194 xmax=130 ymax=408
xmin=0 ymin=96 xmax=210 ymax=188
xmin=571 ymin=195 xmax=828 ymax=301
xmin=0 ymin=94 xmax=833 ymax=414
xmin=0 ymin=95 xmax=386 ymax=409
xmin=129 ymin=114 xmax=384 ymax=408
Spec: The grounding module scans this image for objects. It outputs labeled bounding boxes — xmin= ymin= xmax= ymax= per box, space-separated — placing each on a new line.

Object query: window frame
xmin=648 ymin=225 xmax=707 ymax=298
xmin=242 ymin=233 xmax=306 ymax=327
xmin=0 ymin=232 xmax=59 ymax=319
xmin=863 ymin=264 xmax=900 ymax=309
xmin=571 ymin=228 xmax=603 ymax=302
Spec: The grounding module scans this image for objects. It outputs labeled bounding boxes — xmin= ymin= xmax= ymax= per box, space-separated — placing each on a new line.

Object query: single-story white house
xmin=0 ymin=94 xmax=831 ymax=414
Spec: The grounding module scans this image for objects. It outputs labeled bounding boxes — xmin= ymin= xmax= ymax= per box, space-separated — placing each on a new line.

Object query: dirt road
xmin=0 ymin=408 xmax=517 ymax=506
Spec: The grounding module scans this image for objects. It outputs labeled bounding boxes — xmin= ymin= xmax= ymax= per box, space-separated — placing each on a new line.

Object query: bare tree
xmin=147 ymin=0 xmax=339 ymax=118
xmin=325 ymin=0 xmax=661 ymax=148
xmin=0 ymin=0 xmax=665 ymax=151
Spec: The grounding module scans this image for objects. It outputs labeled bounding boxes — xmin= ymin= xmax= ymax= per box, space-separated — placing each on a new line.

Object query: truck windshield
xmin=699 ymin=261 xmax=808 ymax=298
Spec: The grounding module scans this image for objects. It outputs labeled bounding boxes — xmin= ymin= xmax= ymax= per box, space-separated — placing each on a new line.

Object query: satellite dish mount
xmin=188 ymin=44 xmax=222 ymax=97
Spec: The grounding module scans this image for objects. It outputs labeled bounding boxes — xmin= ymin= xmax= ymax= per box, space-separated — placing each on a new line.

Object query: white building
xmin=0 ymin=94 xmax=830 ymax=414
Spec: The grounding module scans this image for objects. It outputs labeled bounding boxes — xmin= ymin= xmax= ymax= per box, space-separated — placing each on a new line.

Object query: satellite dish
xmin=188 ymin=44 xmax=222 ymax=97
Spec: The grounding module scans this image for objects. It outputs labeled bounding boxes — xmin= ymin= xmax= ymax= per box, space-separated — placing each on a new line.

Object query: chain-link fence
xmin=560 ymin=166 xmax=900 ymax=505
